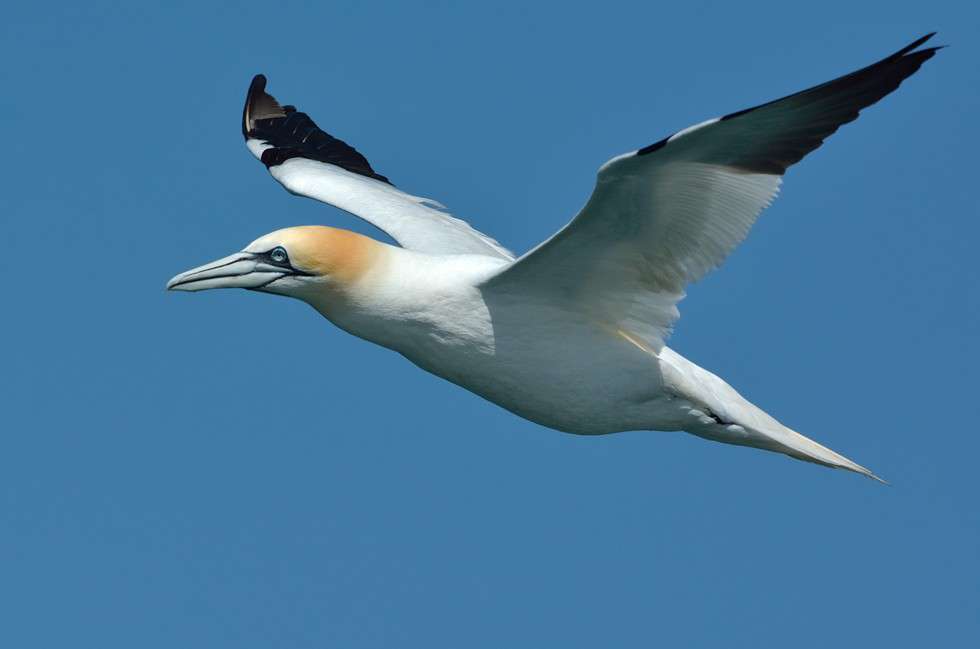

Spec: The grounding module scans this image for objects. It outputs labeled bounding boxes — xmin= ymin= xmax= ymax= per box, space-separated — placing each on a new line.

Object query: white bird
xmin=169 ymin=34 xmax=941 ymax=481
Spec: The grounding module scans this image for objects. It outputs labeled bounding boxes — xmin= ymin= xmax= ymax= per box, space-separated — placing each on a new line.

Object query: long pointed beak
xmin=167 ymin=252 xmax=286 ymax=292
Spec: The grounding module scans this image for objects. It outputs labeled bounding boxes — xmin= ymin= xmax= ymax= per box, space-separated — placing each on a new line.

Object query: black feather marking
xmin=242 ymin=74 xmax=392 ymax=185
xmin=635 ymin=34 xmax=942 ymax=171
xmin=718 ymin=33 xmax=940 ymax=124
xmin=637 ymin=135 xmax=672 ymax=156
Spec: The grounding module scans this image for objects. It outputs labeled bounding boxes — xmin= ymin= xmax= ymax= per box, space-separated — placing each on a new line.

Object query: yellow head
xmin=167 ymin=226 xmax=383 ymax=299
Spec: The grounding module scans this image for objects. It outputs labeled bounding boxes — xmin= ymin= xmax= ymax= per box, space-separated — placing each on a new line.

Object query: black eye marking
xmin=256 ymin=246 xmax=291 ymax=267
xmin=253 ymin=246 xmax=314 ymax=277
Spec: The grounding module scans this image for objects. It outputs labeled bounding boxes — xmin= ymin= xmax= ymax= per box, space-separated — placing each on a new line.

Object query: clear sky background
xmin=2 ymin=1 xmax=977 ymax=647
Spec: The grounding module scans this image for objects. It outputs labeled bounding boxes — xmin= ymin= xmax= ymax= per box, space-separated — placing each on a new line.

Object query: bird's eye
xmin=270 ymin=247 xmax=288 ymax=264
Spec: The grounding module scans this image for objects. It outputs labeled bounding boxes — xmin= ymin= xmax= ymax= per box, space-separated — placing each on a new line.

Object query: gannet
xmin=169 ymin=34 xmax=941 ymax=480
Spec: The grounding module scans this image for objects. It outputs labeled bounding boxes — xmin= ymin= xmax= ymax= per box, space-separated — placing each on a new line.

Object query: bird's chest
xmin=326 ymin=282 xmax=667 ymax=433
xmin=392 ymin=301 xmax=665 ymax=434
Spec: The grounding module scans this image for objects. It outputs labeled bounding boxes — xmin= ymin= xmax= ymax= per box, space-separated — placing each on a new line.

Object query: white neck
xmin=302 ymin=247 xmax=509 ymax=358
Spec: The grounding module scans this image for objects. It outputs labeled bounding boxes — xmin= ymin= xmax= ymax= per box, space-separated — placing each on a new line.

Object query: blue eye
xmin=270 ymin=247 xmax=288 ymax=263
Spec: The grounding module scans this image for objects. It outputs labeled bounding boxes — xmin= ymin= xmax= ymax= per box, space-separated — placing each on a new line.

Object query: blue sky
xmin=2 ymin=1 xmax=978 ymax=646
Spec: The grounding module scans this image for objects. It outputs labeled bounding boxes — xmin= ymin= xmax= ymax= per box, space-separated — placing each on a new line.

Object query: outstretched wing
xmin=242 ymin=75 xmax=513 ymax=260
xmin=483 ymin=34 xmax=941 ymax=351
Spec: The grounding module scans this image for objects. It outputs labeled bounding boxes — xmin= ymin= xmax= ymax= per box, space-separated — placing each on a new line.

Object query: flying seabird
xmin=169 ymin=34 xmax=942 ymax=481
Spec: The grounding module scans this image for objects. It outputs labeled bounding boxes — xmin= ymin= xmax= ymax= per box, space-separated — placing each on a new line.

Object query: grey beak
xmin=167 ymin=252 xmax=286 ymax=292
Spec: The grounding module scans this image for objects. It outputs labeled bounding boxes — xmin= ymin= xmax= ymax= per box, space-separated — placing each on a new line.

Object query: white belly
xmin=318 ymin=257 xmax=694 ymax=435
xmin=393 ymin=303 xmax=689 ymax=434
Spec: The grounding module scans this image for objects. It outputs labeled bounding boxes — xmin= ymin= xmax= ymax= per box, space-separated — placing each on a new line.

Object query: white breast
xmin=315 ymin=249 xmax=673 ymax=433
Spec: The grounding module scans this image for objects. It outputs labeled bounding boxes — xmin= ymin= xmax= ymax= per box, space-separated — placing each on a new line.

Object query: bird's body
xmin=291 ymin=234 xmax=864 ymax=472
xmin=310 ymin=242 xmax=658 ymax=435
xmin=170 ymin=35 xmax=942 ymax=480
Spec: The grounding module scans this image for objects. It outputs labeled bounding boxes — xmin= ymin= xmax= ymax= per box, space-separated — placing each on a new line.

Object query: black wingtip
xmin=242 ymin=74 xmax=263 ymax=138
xmin=242 ymin=73 xmax=285 ymax=139
xmin=893 ymin=33 xmax=945 ymax=71
xmin=249 ymin=73 xmax=267 ymax=93
xmin=890 ymin=33 xmax=947 ymax=62
xmin=240 ymin=74 xmax=394 ymax=185
xmin=897 ymin=32 xmax=936 ymax=57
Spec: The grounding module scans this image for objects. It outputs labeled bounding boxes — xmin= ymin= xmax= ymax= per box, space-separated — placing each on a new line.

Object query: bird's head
xmin=167 ymin=226 xmax=382 ymax=301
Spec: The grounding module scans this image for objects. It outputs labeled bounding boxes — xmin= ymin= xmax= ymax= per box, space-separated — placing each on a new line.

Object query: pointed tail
xmin=691 ymin=415 xmax=885 ymax=483
xmin=660 ymin=349 xmax=884 ymax=482
xmin=748 ymin=423 xmax=885 ymax=483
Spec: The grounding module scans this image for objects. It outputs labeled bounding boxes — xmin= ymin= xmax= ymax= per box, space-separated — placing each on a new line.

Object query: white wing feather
xmin=253 ymin=146 xmax=513 ymax=259
xmin=243 ymin=76 xmax=513 ymax=260
xmin=484 ymin=34 xmax=939 ymax=350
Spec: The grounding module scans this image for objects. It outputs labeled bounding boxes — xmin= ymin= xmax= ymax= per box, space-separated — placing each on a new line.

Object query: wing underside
xmin=484 ymin=34 xmax=941 ymax=350
xmin=242 ymin=75 xmax=513 ymax=260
